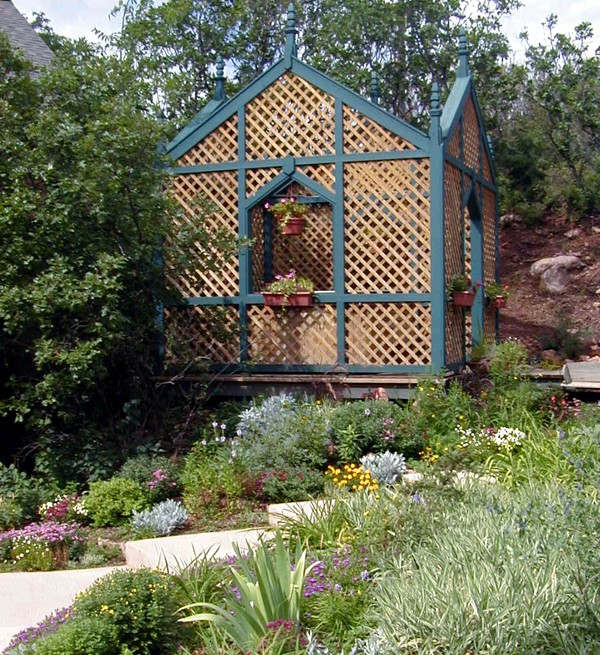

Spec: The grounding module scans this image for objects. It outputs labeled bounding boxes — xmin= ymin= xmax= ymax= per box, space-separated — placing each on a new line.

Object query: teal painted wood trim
xmin=469 ymin=85 xmax=498 ymax=186
xmin=243 ymin=168 xmax=337 ymax=209
xmin=441 ymin=77 xmax=470 ymax=139
xmin=293 ymin=59 xmax=430 ymax=151
xmin=166 ymin=60 xmax=288 ymax=159
xmin=444 ymin=154 xmax=497 ymax=192
xmin=237 ymin=107 xmax=249 ymax=363
xmin=465 ymin=184 xmax=484 ymax=351
xmin=334 ymin=97 xmax=346 ymax=364
xmin=217 ymin=363 xmax=432 ymax=374
xmin=429 ymin=131 xmax=445 ymax=373
xmin=166 ymin=149 xmax=429 ymax=176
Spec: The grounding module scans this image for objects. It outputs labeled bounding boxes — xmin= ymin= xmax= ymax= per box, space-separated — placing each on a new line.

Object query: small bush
xmin=360 ymin=451 xmax=407 ymax=486
xmin=236 ymin=395 xmax=331 ymax=472
xmin=181 ymin=438 xmax=242 ymax=517
xmin=85 ymin=478 xmax=148 ymax=527
xmin=248 ymin=467 xmax=325 ymax=503
xmin=117 ymin=454 xmax=180 ymax=504
xmin=329 ymin=400 xmax=422 ymax=463
xmin=32 ymin=617 xmax=118 ymax=655
xmin=131 ymin=499 xmax=189 ymax=536
xmin=74 ymin=568 xmax=191 ymax=654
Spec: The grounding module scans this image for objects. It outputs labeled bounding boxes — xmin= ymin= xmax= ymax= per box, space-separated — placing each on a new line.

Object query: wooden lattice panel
xmin=178 ymin=115 xmax=238 ymax=166
xmin=343 ymin=106 xmax=416 ymax=154
xmin=482 ymin=187 xmax=497 ymax=283
xmin=345 ymin=303 xmax=431 ymax=366
xmin=272 ymin=203 xmax=333 ymax=290
xmin=164 ymin=305 xmax=239 ymax=367
xmin=444 ymin=164 xmax=465 ymax=366
xmin=484 ymin=305 xmax=496 ymax=343
xmin=299 ymin=163 xmax=336 ymax=192
xmin=482 ymin=148 xmax=492 ymax=182
xmin=246 ymin=167 xmax=281 ymax=198
xmin=463 ymin=97 xmax=480 ymax=172
xmin=245 ymin=73 xmax=335 ymax=160
xmin=251 ymin=206 xmax=265 ymax=292
xmin=247 ymin=304 xmax=337 ymax=365
xmin=344 ymin=160 xmax=430 ymax=293
xmin=170 ymin=171 xmax=239 ymax=297
xmin=446 ymin=121 xmax=461 ymax=159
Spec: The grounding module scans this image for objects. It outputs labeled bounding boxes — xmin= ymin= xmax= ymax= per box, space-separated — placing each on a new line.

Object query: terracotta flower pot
xmin=279 ymin=215 xmax=305 ymax=235
xmin=452 ymin=291 xmax=475 ymax=307
xmin=263 ymin=292 xmax=313 ymax=307
xmin=491 ymin=296 xmax=507 ymax=309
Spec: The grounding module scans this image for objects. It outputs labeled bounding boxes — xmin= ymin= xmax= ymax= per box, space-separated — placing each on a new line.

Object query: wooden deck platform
xmin=562 ymin=361 xmax=600 ymax=392
xmin=163 ymin=372 xmax=448 ymax=400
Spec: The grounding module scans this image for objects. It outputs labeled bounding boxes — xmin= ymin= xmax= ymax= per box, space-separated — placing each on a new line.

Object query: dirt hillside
xmin=499 ymin=214 xmax=600 ymax=361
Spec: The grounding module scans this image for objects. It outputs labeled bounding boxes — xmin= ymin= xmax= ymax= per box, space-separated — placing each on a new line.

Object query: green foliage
xmin=0 ymin=463 xmax=44 ymax=529
xmin=117 ymin=454 xmax=181 ymax=504
xmin=181 ymin=439 xmax=242 ymax=517
xmin=236 ymin=396 xmax=331 ymax=472
xmin=180 ymin=531 xmax=313 ymax=652
xmin=85 ymin=478 xmax=148 ymax=527
xmin=33 ymin=617 xmax=118 ymax=655
xmin=74 ymin=567 xmax=190 ymax=654
xmin=329 ymin=400 xmax=422 ymax=463
xmin=252 ymin=466 xmax=325 ymax=503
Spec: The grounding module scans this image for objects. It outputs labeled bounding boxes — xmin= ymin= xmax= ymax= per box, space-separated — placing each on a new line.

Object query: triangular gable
xmin=166 ymin=56 xmax=429 ymax=163
xmin=441 ymin=78 xmax=496 ymax=186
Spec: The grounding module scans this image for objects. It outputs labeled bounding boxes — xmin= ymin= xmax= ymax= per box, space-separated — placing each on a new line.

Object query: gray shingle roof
xmin=0 ymin=1 xmax=54 ymax=69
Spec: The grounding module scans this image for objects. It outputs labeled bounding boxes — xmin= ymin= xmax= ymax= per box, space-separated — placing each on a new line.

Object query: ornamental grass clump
xmin=326 ymin=464 xmax=379 ymax=493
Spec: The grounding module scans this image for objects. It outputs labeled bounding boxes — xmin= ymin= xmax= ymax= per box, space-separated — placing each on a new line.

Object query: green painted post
xmin=370 ymin=70 xmax=379 ymax=105
xmin=333 ymin=97 xmax=346 ymax=364
xmin=237 ymin=106 xmax=249 ymax=365
xmin=429 ymin=83 xmax=445 ymax=372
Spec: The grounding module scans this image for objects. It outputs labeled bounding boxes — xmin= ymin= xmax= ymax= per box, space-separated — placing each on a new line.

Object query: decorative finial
xmin=487 ymin=135 xmax=495 ymax=159
xmin=213 ymin=54 xmax=226 ymax=102
xmin=430 ymin=82 xmax=441 ymax=115
xmin=458 ymin=29 xmax=470 ymax=78
xmin=429 ymin=82 xmax=442 ymax=143
xmin=285 ymin=3 xmax=297 ymax=60
xmin=370 ymin=70 xmax=380 ymax=105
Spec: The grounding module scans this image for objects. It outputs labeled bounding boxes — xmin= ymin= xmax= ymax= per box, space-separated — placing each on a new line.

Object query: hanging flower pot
xmin=491 ymin=296 xmax=507 ymax=309
xmin=452 ymin=291 xmax=475 ymax=307
xmin=262 ymin=270 xmax=315 ymax=308
xmin=263 ymin=292 xmax=286 ymax=307
xmin=280 ymin=215 xmax=305 ymax=235
xmin=265 ymin=198 xmax=308 ymax=236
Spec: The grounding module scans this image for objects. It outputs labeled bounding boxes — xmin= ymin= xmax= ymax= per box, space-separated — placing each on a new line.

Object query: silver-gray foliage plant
xmin=131 ymin=499 xmax=188 ymax=536
xmin=305 ymin=630 xmax=389 ymax=655
xmin=360 ymin=451 xmax=406 ymax=486
xmin=236 ymin=393 xmax=298 ymax=438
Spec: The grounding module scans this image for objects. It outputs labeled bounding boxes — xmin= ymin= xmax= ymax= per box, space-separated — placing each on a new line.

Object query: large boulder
xmin=530 ymin=255 xmax=585 ymax=295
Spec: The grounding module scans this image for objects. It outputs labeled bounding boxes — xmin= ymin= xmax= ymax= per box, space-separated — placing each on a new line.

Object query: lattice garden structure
xmin=163 ymin=6 xmax=499 ymax=395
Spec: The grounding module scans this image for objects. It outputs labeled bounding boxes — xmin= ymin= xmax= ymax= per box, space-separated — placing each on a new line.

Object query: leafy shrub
xmin=0 ymin=464 xmax=45 ymax=530
xmin=360 ymin=451 xmax=407 ymax=486
xmin=117 ymin=454 xmax=180 ymax=504
xmin=328 ymin=400 xmax=422 ymax=463
xmin=181 ymin=438 xmax=242 ymax=517
xmin=236 ymin=395 xmax=331 ymax=472
xmin=3 ymin=606 xmax=73 ymax=654
xmin=248 ymin=466 xmax=325 ymax=503
xmin=131 ymin=499 xmax=189 ymax=536
xmin=30 ymin=617 xmax=118 ymax=655
xmin=85 ymin=478 xmax=148 ymax=527
xmin=488 ymin=340 xmax=528 ymax=388
xmin=74 ymin=568 xmax=190 ymax=654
